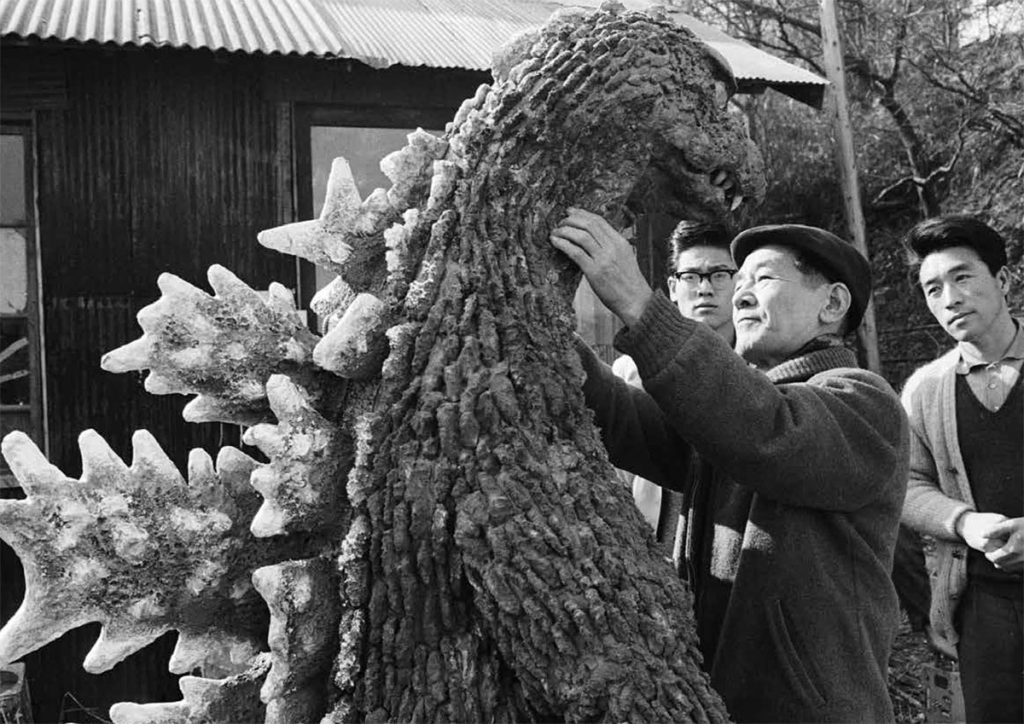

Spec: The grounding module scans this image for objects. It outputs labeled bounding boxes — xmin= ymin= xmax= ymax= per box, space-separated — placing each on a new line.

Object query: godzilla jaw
xmin=624 ymin=161 xmax=747 ymax=224
xmin=618 ymin=136 xmax=757 ymax=225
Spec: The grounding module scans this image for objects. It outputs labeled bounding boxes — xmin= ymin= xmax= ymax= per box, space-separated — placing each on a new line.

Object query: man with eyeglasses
xmin=616 ymin=220 xmax=737 ymax=549
xmin=551 ymin=210 xmax=908 ymax=723
xmin=666 ymin=221 xmax=738 ymax=343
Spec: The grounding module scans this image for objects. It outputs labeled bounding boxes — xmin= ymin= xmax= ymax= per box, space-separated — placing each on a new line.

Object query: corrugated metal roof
xmin=0 ymin=0 xmax=826 ymax=104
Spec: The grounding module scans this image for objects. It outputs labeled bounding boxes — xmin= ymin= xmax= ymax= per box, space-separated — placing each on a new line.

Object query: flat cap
xmin=731 ymin=224 xmax=872 ymax=331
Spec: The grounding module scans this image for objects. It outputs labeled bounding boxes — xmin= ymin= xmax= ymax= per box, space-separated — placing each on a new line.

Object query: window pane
xmin=1 ymin=317 xmax=31 ymax=405
xmin=0 ymin=228 xmax=28 ymax=314
xmin=0 ymin=134 xmax=27 ymax=226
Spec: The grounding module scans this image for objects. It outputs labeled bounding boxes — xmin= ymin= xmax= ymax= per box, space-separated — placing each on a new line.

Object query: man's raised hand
xmin=550 ymin=208 xmax=654 ymax=328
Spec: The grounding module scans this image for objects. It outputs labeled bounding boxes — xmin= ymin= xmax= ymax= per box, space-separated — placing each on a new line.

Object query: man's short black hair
xmin=668 ymin=220 xmax=733 ymax=268
xmin=902 ymin=215 xmax=1007 ymax=275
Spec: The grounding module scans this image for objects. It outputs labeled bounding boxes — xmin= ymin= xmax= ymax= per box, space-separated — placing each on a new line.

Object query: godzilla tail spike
xmin=242 ymin=423 xmax=284 ymax=458
xmin=320 ymin=157 xmax=363 ymax=232
xmin=207 ymin=264 xmax=258 ymax=300
xmin=156 ymin=272 xmax=203 ymax=298
xmin=247 ymin=478 xmax=290 ymax=538
xmin=136 ymin=298 xmax=168 ymax=331
xmin=312 ymin=293 xmax=388 ymax=379
xmin=264 ymin=373 xmax=312 ymax=418
xmin=187 ymin=447 xmax=216 ymax=485
xmin=215 ymin=445 xmax=261 ymax=482
xmin=266 ymin=282 xmax=300 ymax=314
xmin=84 ymin=622 xmax=169 ymax=673
xmin=257 ymin=219 xmax=334 ymax=270
xmin=78 ymin=429 xmax=130 ymax=485
xmin=182 ymin=395 xmax=231 ymax=424
xmin=109 ymin=700 xmax=190 ymax=724
xmin=183 ymin=394 xmax=268 ymax=427
xmin=1 ymin=431 xmax=68 ymax=494
xmin=100 ymin=336 xmax=155 ymax=373
xmin=143 ymin=372 xmax=179 ymax=395
xmin=130 ymin=430 xmax=186 ymax=490
xmin=310 ymin=275 xmax=356 ymax=321
xmin=0 ymin=597 xmax=92 ymax=668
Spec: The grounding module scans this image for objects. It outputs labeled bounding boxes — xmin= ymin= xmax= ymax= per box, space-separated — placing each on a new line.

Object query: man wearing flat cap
xmin=551 ymin=210 xmax=908 ymax=723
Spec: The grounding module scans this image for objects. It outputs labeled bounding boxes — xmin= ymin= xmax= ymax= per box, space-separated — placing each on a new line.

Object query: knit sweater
xmin=580 ymin=291 xmax=909 ymax=723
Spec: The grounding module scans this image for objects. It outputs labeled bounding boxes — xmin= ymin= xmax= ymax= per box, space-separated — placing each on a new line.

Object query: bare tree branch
xmin=907 ymin=58 xmax=1024 ymax=142
xmin=872 ymin=175 xmax=917 ymax=204
xmin=727 ymin=0 xmax=822 ymax=37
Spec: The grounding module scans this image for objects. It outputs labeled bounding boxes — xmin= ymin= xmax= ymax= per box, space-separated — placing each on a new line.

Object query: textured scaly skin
xmin=0 ymin=7 xmax=764 ymax=722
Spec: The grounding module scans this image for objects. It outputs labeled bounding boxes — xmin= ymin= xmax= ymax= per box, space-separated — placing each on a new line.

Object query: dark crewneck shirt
xmin=956 ymin=372 xmax=1023 ymax=589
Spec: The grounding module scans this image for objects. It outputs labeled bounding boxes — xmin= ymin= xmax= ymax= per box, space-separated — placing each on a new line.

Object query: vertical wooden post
xmin=819 ymin=0 xmax=881 ymax=373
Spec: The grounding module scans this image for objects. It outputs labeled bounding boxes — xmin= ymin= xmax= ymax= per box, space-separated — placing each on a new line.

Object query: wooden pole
xmin=819 ymin=0 xmax=881 ymax=373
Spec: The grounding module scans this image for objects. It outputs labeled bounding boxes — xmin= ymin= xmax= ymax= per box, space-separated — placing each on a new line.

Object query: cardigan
xmin=900 ymin=317 xmax=1024 ymax=650
xmin=580 ymin=291 xmax=909 ymax=723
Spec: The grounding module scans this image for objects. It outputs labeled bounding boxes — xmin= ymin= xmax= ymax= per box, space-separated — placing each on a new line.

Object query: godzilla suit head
xmin=483 ymin=6 xmax=763 ymax=221
xmin=439 ymin=4 xmax=764 ymax=303
xmin=1 ymin=5 xmax=765 ymax=723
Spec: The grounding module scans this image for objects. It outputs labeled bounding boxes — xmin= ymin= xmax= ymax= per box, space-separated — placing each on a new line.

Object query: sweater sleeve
xmin=616 ymin=292 xmax=908 ymax=512
xmin=575 ymin=337 xmax=693 ymax=490
xmin=899 ymin=371 xmax=973 ymax=541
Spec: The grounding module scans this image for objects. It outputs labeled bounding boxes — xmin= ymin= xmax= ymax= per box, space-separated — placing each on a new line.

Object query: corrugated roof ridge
xmin=0 ymin=0 xmax=825 ymax=98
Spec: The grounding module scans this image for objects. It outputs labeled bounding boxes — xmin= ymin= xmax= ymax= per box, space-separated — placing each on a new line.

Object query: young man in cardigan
xmin=551 ymin=210 xmax=908 ymax=723
xmin=900 ymin=215 xmax=1023 ymax=724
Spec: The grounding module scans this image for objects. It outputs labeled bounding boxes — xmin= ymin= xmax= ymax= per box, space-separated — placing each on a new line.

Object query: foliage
xmin=676 ymin=0 xmax=1023 ymax=382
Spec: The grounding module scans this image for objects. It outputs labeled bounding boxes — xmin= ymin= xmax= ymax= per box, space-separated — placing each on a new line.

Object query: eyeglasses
xmin=671 ymin=268 xmax=738 ymax=288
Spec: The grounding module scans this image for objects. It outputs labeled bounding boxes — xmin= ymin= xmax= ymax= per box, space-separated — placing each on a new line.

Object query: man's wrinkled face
xmin=919 ymin=246 xmax=1009 ymax=345
xmin=732 ymin=245 xmax=831 ymax=369
xmin=668 ymin=246 xmax=736 ymax=337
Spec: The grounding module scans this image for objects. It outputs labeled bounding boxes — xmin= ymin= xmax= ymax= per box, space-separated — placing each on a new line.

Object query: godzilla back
xmin=0 ymin=6 xmax=763 ymax=722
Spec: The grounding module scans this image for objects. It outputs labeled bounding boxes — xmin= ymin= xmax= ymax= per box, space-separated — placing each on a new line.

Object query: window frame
xmin=1 ymin=121 xmax=48 ymax=485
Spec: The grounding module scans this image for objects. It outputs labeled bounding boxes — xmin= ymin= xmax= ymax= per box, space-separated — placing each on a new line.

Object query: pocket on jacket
xmin=766 ymin=599 xmax=827 ymax=708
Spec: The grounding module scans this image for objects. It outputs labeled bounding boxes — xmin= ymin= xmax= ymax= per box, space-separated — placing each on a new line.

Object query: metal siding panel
xmin=0 ymin=48 xmax=68 ymax=110
xmin=35 ymin=47 xmax=294 ymax=296
xmin=18 ymin=48 xmax=294 ymax=717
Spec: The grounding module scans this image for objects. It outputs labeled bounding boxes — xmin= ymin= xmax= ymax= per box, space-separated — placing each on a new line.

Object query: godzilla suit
xmin=0 ymin=5 xmax=765 ymax=722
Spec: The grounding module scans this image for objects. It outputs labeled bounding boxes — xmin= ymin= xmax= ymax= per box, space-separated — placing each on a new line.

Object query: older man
xmin=551 ymin=209 xmax=908 ymax=723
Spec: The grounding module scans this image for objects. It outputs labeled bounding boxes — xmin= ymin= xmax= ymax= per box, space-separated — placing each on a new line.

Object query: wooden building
xmin=0 ymin=1 xmax=824 ymax=719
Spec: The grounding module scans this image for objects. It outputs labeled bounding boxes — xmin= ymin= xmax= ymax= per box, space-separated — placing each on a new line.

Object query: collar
xmin=767 ymin=336 xmax=859 ymax=384
xmin=955 ymin=318 xmax=1024 ymax=375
